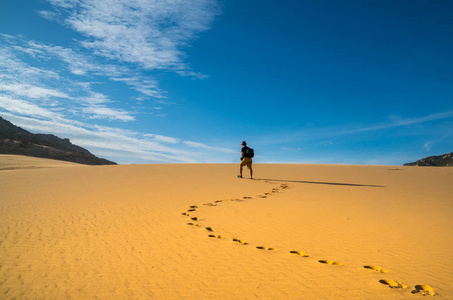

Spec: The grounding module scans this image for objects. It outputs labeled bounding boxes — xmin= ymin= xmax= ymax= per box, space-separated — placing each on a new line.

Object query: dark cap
xmin=241 ymin=141 xmax=247 ymax=145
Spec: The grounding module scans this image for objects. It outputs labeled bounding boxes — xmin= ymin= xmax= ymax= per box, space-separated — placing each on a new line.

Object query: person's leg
xmin=238 ymin=160 xmax=244 ymax=178
xmin=247 ymin=160 xmax=253 ymax=179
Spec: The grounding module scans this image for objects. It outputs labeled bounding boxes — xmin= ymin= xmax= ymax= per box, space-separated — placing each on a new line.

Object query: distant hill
xmin=404 ymin=152 xmax=453 ymax=167
xmin=0 ymin=117 xmax=116 ymax=165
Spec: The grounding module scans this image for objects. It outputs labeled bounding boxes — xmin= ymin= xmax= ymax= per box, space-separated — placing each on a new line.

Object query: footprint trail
xmin=180 ymin=181 xmax=435 ymax=296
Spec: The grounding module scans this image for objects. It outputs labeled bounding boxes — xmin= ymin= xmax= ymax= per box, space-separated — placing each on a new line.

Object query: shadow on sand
xmin=254 ymin=178 xmax=384 ymax=188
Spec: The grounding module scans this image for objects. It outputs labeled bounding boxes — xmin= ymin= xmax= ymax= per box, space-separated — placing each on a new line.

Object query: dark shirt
xmin=241 ymin=146 xmax=250 ymax=159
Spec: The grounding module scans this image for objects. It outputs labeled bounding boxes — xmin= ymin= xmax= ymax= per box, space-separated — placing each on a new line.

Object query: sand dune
xmin=0 ymin=155 xmax=452 ymax=298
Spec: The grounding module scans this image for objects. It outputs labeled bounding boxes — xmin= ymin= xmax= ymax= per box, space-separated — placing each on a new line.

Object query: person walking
xmin=238 ymin=141 xmax=253 ymax=179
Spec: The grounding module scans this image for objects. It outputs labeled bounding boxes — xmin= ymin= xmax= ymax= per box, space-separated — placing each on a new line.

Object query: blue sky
xmin=1 ymin=0 xmax=452 ymax=165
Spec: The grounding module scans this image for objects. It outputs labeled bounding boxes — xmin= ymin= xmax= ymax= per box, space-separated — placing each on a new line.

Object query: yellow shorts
xmin=240 ymin=157 xmax=252 ymax=169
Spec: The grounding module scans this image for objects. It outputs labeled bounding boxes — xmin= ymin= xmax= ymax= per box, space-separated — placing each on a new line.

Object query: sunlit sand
xmin=1 ymin=155 xmax=452 ymax=298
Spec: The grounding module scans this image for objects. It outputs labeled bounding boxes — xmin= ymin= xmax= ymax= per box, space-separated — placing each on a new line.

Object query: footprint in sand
xmin=379 ymin=279 xmax=408 ymax=289
xmin=364 ymin=265 xmax=388 ymax=273
xmin=191 ymin=217 xmax=199 ymax=221
xmin=208 ymin=234 xmax=224 ymax=239
xmin=290 ymin=250 xmax=309 ymax=257
xmin=188 ymin=205 xmax=198 ymax=209
xmin=187 ymin=223 xmax=201 ymax=227
xmin=412 ymin=285 xmax=435 ymax=296
xmin=257 ymin=195 xmax=267 ymax=198
xmin=181 ymin=212 xmax=189 ymax=216
xmin=243 ymin=196 xmax=252 ymax=200
xmin=205 ymin=227 xmax=214 ymax=232
xmin=257 ymin=246 xmax=277 ymax=251
xmin=319 ymin=260 xmax=344 ymax=266
xmin=203 ymin=203 xmax=217 ymax=206
xmin=187 ymin=208 xmax=196 ymax=212
xmin=232 ymin=238 xmax=248 ymax=245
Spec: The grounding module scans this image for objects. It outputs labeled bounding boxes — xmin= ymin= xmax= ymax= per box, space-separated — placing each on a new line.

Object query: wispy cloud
xmin=339 ymin=110 xmax=453 ymax=135
xmin=13 ymin=39 xmax=111 ymax=76
xmin=42 ymin=0 xmax=220 ymax=72
xmin=183 ymin=141 xmax=236 ymax=154
xmin=0 ymin=40 xmax=136 ymax=122
xmin=0 ymin=83 xmax=70 ymax=100
xmin=263 ymin=110 xmax=453 ymax=146
xmin=2 ymin=34 xmax=165 ymax=100
xmin=81 ymin=106 xmax=135 ymax=122
xmin=111 ymin=76 xmax=166 ymax=99
xmin=143 ymin=134 xmax=180 ymax=144
xmin=423 ymin=125 xmax=453 ymax=151
xmin=0 ymin=1 xmax=230 ymax=163
xmin=1 ymin=112 xmax=234 ymax=164
xmin=0 ymin=96 xmax=64 ymax=120
xmin=0 ymin=45 xmax=232 ymax=163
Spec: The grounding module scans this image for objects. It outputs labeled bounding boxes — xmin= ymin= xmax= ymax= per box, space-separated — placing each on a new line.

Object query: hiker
xmin=238 ymin=141 xmax=253 ymax=179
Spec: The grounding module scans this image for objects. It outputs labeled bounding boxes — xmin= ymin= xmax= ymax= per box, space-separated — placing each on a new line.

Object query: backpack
xmin=245 ymin=147 xmax=254 ymax=158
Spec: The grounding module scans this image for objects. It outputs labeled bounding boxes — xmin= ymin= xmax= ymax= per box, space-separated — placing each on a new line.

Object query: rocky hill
xmin=0 ymin=117 xmax=116 ymax=165
xmin=404 ymin=152 xmax=453 ymax=167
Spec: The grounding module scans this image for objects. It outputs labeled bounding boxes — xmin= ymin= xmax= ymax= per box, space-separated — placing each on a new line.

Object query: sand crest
xmin=1 ymin=155 xmax=452 ymax=298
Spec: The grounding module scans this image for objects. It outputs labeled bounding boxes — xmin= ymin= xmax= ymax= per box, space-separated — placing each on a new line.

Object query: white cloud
xmin=111 ymin=76 xmax=166 ymax=99
xmin=0 ymin=83 xmax=70 ymax=100
xmin=339 ymin=111 xmax=453 ymax=135
xmin=14 ymin=38 xmax=126 ymax=77
xmin=1 ymin=0 xmax=222 ymax=117
xmin=183 ymin=141 xmax=235 ymax=153
xmin=37 ymin=10 xmax=59 ymax=21
xmin=263 ymin=110 xmax=453 ymax=147
xmin=46 ymin=0 xmax=77 ymax=9
xmin=423 ymin=130 xmax=453 ymax=152
xmin=0 ymin=2 xmax=230 ymax=164
xmin=0 ymin=111 xmax=236 ymax=164
xmin=0 ymin=44 xmax=61 ymax=82
xmin=82 ymin=106 xmax=135 ymax=121
xmin=0 ymin=113 xmax=211 ymax=163
xmin=2 ymin=35 xmax=167 ymax=101
xmin=0 ymin=96 xmax=64 ymax=120
xmin=81 ymin=91 xmax=111 ymax=105
xmin=144 ymin=134 xmax=180 ymax=144
xmin=44 ymin=0 xmax=220 ymax=72
xmin=0 ymin=38 xmax=138 ymax=122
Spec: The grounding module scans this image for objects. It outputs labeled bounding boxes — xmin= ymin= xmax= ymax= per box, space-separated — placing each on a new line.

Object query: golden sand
xmin=1 ymin=155 xmax=452 ymax=298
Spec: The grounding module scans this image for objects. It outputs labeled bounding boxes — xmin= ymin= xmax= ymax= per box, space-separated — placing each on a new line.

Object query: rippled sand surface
xmin=1 ymin=155 xmax=451 ymax=298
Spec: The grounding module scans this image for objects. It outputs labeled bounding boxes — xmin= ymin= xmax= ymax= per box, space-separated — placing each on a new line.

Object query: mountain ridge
xmin=0 ymin=117 xmax=116 ymax=165
xmin=404 ymin=152 xmax=453 ymax=167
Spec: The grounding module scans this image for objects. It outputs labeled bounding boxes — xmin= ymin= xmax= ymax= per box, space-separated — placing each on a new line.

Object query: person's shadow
xmin=254 ymin=178 xmax=384 ymax=187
